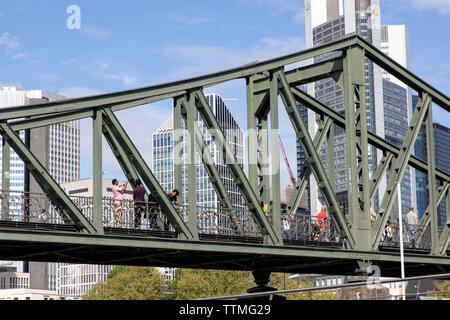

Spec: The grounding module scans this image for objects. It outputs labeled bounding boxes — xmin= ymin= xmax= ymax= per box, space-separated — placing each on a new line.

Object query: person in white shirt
xmin=282 ymin=211 xmax=293 ymax=241
xmin=406 ymin=206 xmax=419 ymax=248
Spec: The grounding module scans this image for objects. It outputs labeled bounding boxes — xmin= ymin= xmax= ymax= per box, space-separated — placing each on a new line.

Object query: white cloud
xmin=59 ymin=87 xmax=104 ymax=99
xmin=81 ymin=26 xmax=112 ymax=41
xmin=104 ymin=72 xmax=137 ymax=87
xmin=407 ymin=0 xmax=450 ymax=14
xmin=167 ymin=13 xmax=212 ymax=26
xmin=0 ymin=32 xmax=20 ymax=51
xmin=154 ymin=35 xmax=305 ymax=84
xmin=238 ymin=0 xmax=305 ymax=23
xmin=11 ymin=52 xmax=27 ymax=60
xmin=60 ymin=58 xmax=77 ymax=65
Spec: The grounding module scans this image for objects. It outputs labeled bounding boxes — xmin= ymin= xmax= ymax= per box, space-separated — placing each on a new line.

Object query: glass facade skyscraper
xmin=152 ymin=93 xmax=244 ymax=210
xmin=303 ymin=0 xmax=415 ymax=216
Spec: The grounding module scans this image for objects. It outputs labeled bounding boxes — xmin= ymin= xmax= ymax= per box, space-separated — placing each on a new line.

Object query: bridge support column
xmin=343 ymin=46 xmax=371 ymax=251
xmin=92 ymin=108 xmax=104 ymax=234
xmin=238 ymin=269 xmax=286 ymax=300
xmin=1 ymin=139 xmax=10 ymax=220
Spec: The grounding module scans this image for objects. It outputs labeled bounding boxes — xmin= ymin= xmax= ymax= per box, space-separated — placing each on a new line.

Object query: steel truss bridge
xmin=0 ymin=34 xmax=449 ymax=284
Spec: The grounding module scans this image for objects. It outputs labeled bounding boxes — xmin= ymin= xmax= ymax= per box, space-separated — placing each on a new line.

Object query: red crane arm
xmin=279 ymin=136 xmax=296 ymax=186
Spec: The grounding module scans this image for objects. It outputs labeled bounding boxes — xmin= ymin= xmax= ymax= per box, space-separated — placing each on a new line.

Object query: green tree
xmin=175 ymin=269 xmax=254 ymax=299
xmin=427 ymin=280 xmax=450 ymax=299
xmin=82 ymin=266 xmax=165 ymax=300
xmin=269 ymin=273 xmax=336 ymax=300
xmin=174 ymin=269 xmax=335 ymax=300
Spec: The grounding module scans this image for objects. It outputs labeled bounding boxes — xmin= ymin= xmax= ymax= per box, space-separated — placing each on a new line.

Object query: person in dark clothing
xmin=147 ymin=192 xmax=159 ymax=229
xmin=168 ymin=189 xmax=180 ymax=205
xmin=132 ymin=179 xmax=146 ymax=229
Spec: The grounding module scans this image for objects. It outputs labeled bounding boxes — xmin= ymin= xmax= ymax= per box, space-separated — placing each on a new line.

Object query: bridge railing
xmin=379 ymin=221 xmax=432 ymax=250
xmin=283 ymin=214 xmax=342 ymax=245
xmin=177 ymin=203 xmax=263 ymax=237
xmin=0 ymin=189 xmax=436 ymax=249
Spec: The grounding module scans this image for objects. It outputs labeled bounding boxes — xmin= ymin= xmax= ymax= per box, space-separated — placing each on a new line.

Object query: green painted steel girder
xmin=177 ymin=96 xmax=234 ymax=210
xmin=371 ymin=94 xmax=432 ymax=250
xmin=0 ymin=34 xmax=361 ymax=122
xmin=276 ymin=69 xmax=355 ymax=249
xmin=369 ymin=152 xmax=394 ymax=203
xmin=0 ymin=229 xmax=449 ymax=268
xmin=286 ymin=116 xmax=333 ymax=215
xmin=193 ymin=89 xmax=281 ymax=245
xmin=0 ymin=122 xmax=97 ymax=233
xmin=356 ymin=37 xmax=450 ymax=110
xmin=101 ymin=107 xmax=194 ymax=240
xmin=290 ymin=87 xmax=450 ymax=183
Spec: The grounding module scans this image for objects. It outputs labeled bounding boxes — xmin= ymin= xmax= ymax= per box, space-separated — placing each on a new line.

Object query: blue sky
xmin=0 ymin=0 xmax=449 ymax=185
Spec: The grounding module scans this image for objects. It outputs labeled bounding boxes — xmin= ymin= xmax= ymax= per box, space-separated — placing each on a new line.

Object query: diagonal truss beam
xmin=178 ymin=97 xmax=244 ymax=235
xmin=176 ymin=96 xmax=234 ymax=210
xmin=290 ymin=87 xmax=450 ymax=183
xmin=286 ymin=116 xmax=333 ymax=215
xmin=419 ymin=182 xmax=449 ymax=228
xmin=101 ymin=120 xmax=141 ymax=190
xmin=193 ymin=89 xmax=281 ymax=245
xmin=369 ymin=152 xmax=394 ymax=203
xmin=276 ymin=69 xmax=355 ymax=249
xmin=371 ymin=93 xmax=432 ymax=250
xmin=101 ymin=107 xmax=194 ymax=240
xmin=0 ymin=122 xmax=97 ymax=233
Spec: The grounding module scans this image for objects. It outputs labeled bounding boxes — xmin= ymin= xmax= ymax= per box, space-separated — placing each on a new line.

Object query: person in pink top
xmin=111 ymin=179 xmax=128 ymax=227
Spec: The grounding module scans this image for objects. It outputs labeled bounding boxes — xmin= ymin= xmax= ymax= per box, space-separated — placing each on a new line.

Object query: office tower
xmin=380 ymin=24 xmax=416 ymax=217
xmin=152 ymin=93 xmax=244 ymax=210
xmin=303 ymin=0 xmax=414 ymax=217
xmin=0 ymin=85 xmax=80 ymax=291
xmin=413 ymin=114 xmax=450 ymax=225
xmin=152 ymin=93 xmax=244 ymax=286
xmin=434 ymin=123 xmax=450 ymax=226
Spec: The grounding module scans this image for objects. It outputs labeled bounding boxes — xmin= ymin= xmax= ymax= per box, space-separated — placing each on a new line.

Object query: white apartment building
xmin=0 ymin=85 xmax=80 ymax=291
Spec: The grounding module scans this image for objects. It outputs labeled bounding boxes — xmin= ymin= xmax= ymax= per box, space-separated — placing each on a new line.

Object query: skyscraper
xmin=152 ymin=93 xmax=244 ymax=210
xmin=152 ymin=93 xmax=244 ymax=284
xmin=0 ymin=85 xmax=80 ymax=291
xmin=303 ymin=0 xmax=415 ymax=217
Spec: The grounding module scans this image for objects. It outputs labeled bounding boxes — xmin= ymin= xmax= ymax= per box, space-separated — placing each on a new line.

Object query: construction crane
xmin=279 ymin=136 xmax=296 ymax=186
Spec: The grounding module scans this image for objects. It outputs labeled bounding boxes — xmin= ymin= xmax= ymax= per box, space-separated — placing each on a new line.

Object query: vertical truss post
xmin=276 ymin=69 xmax=355 ymax=249
xmin=327 ymin=121 xmax=335 ymax=193
xmin=177 ymin=95 xmax=234 ymax=210
xmin=343 ymin=46 xmax=371 ymax=251
xmin=371 ymin=93 xmax=431 ymax=250
xmin=419 ymin=182 xmax=448 ymax=228
xmin=437 ymin=190 xmax=450 ymax=255
xmin=269 ymin=70 xmax=282 ymax=241
xmin=258 ymin=115 xmax=270 ymax=206
xmin=173 ymin=97 xmax=183 ymax=195
xmin=186 ymin=92 xmax=199 ymax=239
xmin=246 ymin=75 xmax=259 ymax=192
xmin=194 ymin=89 xmax=281 ymax=245
xmin=0 ymin=122 xmax=97 ymax=233
xmin=177 ymin=95 xmax=241 ymax=233
xmin=1 ymin=139 xmax=10 ymax=220
xmin=286 ymin=116 xmax=332 ymax=215
xmin=425 ymin=103 xmax=438 ymax=254
xmin=101 ymin=108 xmax=194 ymax=240
xmin=92 ymin=108 xmax=104 ymax=234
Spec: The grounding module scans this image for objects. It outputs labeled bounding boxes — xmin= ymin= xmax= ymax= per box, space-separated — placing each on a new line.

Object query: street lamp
xmin=397 ymin=182 xmax=405 ymax=300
